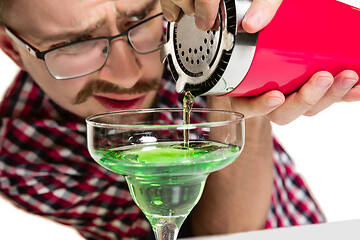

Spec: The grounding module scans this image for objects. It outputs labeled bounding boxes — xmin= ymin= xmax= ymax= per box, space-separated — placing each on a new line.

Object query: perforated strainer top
xmin=161 ymin=0 xmax=257 ymax=96
xmin=160 ymin=0 xmax=238 ymax=96
xmin=173 ymin=16 xmax=222 ymax=77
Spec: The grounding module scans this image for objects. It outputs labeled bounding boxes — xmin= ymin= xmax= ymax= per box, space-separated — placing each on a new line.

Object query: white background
xmin=1 ymin=0 xmax=360 ymax=238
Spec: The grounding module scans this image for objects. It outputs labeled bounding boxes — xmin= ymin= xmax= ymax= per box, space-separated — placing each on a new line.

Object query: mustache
xmin=72 ymin=79 xmax=161 ymax=104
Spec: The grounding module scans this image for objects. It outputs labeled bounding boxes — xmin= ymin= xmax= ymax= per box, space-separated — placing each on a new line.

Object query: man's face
xmin=6 ymin=0 xmax=164 ymax=118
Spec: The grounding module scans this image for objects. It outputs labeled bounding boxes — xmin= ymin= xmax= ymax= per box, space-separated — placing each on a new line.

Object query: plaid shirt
xmin=0 ymin=69 xmax=325 ymax=240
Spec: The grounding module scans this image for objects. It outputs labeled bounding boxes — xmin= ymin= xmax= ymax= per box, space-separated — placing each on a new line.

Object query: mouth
xmin=93 ymin=94 xmax=146 ymax=111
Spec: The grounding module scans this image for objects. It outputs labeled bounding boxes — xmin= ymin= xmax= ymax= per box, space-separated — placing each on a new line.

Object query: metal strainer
xmin=163 ymin=0 xmax=360 ymax=97
xmin=161 ymin=0 xmax=255 ymax=96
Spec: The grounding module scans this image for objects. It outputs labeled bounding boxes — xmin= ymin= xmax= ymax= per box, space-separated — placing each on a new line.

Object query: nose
xmin=97 ymin=40 xmax=142 ymax=89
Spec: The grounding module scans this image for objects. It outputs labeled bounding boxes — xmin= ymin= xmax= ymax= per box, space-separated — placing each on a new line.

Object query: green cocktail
xmin=93 ymin=141 xmax=241 ymax=229
xmin=86 ymin=109 xmax=244 ymax=240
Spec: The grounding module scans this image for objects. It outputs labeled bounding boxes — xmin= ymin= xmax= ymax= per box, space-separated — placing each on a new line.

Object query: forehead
xmin=7 ymin=0 xmax=159 ymax=42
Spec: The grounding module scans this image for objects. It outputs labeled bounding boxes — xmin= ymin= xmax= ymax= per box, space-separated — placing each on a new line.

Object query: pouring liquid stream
xmin=183 ymin=91 xmax=195 ymax=148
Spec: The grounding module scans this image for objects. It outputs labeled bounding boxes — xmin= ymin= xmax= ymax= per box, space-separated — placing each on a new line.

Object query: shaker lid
xmin=161 ymin=0 xmax=238 ymax=96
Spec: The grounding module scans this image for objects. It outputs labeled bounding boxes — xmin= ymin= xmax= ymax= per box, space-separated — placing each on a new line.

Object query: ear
xmin=0 ymin=26 xmax=25 ymax=69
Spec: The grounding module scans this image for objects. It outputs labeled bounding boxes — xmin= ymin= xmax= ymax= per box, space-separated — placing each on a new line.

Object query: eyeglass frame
xmin=4 ymin=13 xmax=165 ymax=78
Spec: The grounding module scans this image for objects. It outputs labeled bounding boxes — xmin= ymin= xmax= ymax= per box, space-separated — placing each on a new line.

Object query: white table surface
xmin=181 ymin=219 xmax=360 ymax=240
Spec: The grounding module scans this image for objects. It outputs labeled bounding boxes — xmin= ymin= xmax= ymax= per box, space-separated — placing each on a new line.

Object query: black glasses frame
xmin=5 ymin=13 xmax=164 ymax=60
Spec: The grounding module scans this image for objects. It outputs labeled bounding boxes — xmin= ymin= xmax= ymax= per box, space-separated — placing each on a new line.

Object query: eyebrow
xmin=38 ymin=0 xmax=159 ymax=45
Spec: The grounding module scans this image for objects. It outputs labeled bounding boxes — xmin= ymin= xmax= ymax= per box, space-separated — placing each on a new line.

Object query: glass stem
xmin=151 ymin=216 xmax=186 ymax=240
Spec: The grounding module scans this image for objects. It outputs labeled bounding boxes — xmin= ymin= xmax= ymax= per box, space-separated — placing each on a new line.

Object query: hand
xmin=230 ymin=70 xmax=360 ymax=125
xmin=160 ymin=0 xmax=283 ymax=32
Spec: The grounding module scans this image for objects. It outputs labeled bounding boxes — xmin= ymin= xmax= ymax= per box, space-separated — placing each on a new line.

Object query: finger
xmin=342 ymin=85 xmax=360 ymax=102
xmin=160 ymin=0 xmax=181 ymax=21
xmin=171 ymin=0 xmax=195 ymax=16
xmin=195 ymin=0 xmax=221 ymax=30
xmin=304 ymin=70 xmax=358 ymax=116
xmin=266 ymin=71 xmax=333 ymax=125
xmin=230 ymin=90 xmax=285 ymax=119
xmin=242 ymin=0 xmax=283 ymax=33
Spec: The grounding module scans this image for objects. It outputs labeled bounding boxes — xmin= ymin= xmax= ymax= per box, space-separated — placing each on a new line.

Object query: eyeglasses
xmin=5 ymin=13 xmax=166 ymax=80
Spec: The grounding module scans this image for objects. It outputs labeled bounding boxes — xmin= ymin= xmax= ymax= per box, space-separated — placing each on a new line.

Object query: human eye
xmin=122 ymin=17 xmax=143 ymax=29
xmin=60 ymin=40 xmax=99 ymax=54
xmin=121 ymin=10 xmax=154 ymax=29
xmin=48 ymin=40 xmax=97 ymax=59
xmin=130 ymin=12 xmax=148 ymax=22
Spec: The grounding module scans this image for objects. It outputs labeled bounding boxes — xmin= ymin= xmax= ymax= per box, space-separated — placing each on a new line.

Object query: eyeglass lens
xmin=45 ymin=14 xmax=166 ymax=80
xmin=128 ymin=14 xmax=166 ymax=53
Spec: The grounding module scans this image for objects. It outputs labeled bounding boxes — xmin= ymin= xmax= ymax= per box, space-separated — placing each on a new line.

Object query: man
xmin=0 ymin=0 xmax=359 ymax=239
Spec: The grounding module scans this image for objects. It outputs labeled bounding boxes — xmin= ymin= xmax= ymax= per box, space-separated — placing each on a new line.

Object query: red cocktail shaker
xmin=161 ymin=0 xmax=360 ymax=96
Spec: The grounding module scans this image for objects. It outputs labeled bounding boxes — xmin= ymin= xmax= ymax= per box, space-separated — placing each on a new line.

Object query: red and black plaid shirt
xmin=0 ymin=69 xmax=325 ymax=240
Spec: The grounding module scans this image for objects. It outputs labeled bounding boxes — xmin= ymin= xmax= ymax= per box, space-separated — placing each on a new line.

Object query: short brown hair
xmin=0 ymin=0 xmax=12 ymax=25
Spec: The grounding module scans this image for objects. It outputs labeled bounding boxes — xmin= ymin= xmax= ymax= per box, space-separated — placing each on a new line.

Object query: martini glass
xmin=86 ymin=108 xmax=245 ymax=240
